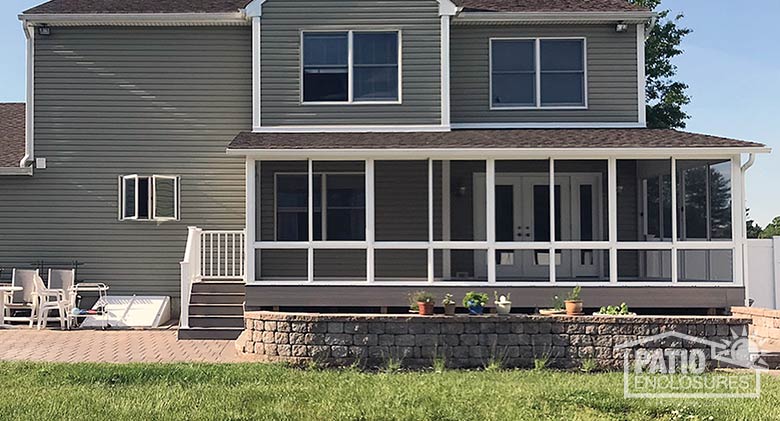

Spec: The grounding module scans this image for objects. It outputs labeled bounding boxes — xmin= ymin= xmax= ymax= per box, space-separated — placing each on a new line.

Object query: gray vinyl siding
xmin=0 ymin=27 xmax=251 ymax=302
xmin=450 ymin=24 xmax=640 ymax=124
xmin=259 ymin=0 xmax=442 ymax=127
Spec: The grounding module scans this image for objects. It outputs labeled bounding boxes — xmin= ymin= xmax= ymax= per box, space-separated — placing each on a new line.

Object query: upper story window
xmin=491 ymin=38 xmax=586 ymax=109
xmin=302 ymin=31 xmax=400 ymax=104
xmin=120 ymin=175 xmax=180 ymax=222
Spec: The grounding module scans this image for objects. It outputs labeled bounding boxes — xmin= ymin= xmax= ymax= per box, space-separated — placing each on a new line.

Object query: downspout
xmin=19 ymin=20 xmax=34 ymax=168
xmin=741 ymin=153 xmax=756 ymax=306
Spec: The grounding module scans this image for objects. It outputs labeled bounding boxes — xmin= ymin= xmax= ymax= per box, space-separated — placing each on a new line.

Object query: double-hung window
xmin=302 ymin=31 xmax=400 ymax=104
xmin=120 ymin=175 xmax=180 ymax=221
xmin=276 ymin=173 xmax=365 ymax=241
xmin=491 ymin=38 xmax=586 ymax=109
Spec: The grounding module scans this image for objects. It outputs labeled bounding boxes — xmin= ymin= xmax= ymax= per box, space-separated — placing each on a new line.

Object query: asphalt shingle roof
xmin=227 ymin=129 xmax=765 ymax=151
xmin=24 ymin=0 xmax=647 ymax=15
xmin=0 ymin=103 xmax=25 ymax=168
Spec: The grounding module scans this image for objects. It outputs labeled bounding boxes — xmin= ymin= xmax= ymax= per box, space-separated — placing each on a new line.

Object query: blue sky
xmin=1 ymin=0 xmax=779 ymax=225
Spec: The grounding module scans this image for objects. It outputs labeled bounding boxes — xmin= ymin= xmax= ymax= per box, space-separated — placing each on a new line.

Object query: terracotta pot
xmin=565 ymin=300 xmax=583 ymax=316
xmin=418 ymin=301 xmax=434 ymax=316
xmin=444 ymin=303 xmax=456 ymax=316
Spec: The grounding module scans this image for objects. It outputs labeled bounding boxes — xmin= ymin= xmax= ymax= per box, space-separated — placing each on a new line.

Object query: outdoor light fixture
xmin=37 ymin=25 xmax=51 ymax=36
xmin=616 ymin=23 xmax=628 ymax=33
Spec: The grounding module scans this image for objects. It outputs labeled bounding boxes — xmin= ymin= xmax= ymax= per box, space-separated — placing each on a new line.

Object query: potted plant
xmin=462 ymin=291 xmax=489 ymax=315
xmin=442 ymin=293 xmax=457 ymax=316
xmin=494 ymin=291 xmax=512 ymax=315
xmin=539 ymin=295 xmax=566 ymax=316
xmin=564 ymin=285 xmax=583 ymax=316
xmin=594 ymin=302 xmax=635 ymax=316
xmin=412 ymin=290 xmax=435 ymax=316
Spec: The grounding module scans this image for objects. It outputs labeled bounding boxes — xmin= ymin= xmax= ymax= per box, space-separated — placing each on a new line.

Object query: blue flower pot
xmin=468 ymin=304 xmax=484 ymax=315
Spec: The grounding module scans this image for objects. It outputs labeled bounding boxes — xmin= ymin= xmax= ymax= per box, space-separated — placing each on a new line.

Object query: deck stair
xmin=179 ymin=227 xmax=246 ymax=340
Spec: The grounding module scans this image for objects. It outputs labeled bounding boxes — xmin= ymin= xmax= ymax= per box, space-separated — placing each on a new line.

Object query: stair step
xmin=190 ymin=293 xmax=245 ymax=305
xmin=189 ymin=315 xmax=245 ymax=328
xmin=191 ymin=282 xmax=245 ymax=294
xmin=178 ymin=327 xmax=243 ymax=340
xmin=189 ymin=304 xmax=244 ymax=316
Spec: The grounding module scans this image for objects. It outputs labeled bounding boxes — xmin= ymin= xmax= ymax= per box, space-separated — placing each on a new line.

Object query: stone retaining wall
xmin=731 ymin=307 xmax=780 ymax=352
xmin=237 ymin=311 xmax=750 ymax=370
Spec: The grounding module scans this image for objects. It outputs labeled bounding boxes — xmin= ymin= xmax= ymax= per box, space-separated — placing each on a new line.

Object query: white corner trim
xmin=244 ymin=0 xmax=266 ymax=18
xmin=440 ymin=15 xmax=451 ymax=127
xmin=637 ymin=23 xmax=647 ymax=127
xmin=18 ymin=13 xmax=249 ymax=26
xmin=20 ymin=22 xmax=33 ymax=169
xmin=450 ymin=122 xmax=646 ymax=129
xmin=437 ymin=0 xmax=459 ymax=16
xmin=252 ymin=125 xmax=451 ymax=133
xmin=252 ymin=16 xmax=261 ymax=129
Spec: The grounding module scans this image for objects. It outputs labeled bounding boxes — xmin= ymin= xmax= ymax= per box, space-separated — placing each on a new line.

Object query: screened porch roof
xmin=226 ymin=128 xmax=769 ymax=155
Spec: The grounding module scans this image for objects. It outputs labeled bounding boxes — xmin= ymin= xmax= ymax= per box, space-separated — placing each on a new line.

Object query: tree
xmin=630 ymin=0 xmax=692 ymax=129
xmin=746 ymin=209 xmax=763 ymax=239
xmin=760 ymin=217 xmax=780 ymax=239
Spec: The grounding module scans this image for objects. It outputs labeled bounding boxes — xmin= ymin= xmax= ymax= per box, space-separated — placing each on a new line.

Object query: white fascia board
xmin=451 ymin=122 xmax=645 ymax=129
xmin=0 ymin=167 xmax=33 ymax=176
xmin=454 ymin=11 xmax=656 ymax=25
xmin=226 ymin=146 xmax=771 ymax=159
xmin=252 ymin=125 xmax=450 ymax=133
xmin=18 ymin=13 xmax=249 ymax=26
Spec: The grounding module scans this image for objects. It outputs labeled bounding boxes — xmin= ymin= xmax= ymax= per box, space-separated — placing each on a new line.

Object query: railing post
xmin=179 ymin=226 xmax=200 ymax=330
xmin=179 ymin=261 xmax=190 ymax=329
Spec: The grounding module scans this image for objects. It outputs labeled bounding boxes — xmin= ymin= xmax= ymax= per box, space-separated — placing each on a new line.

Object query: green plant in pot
xmin=564 ymin=285 xmax=583 ymax=316
xmin=442 ymin=293 xmax=456 ymax=316
xmin=539 ymin=295 xmax=566 ymax=316
xmin=412 ymin=290 xmax=435 ymax=316
xmin=462 ymin=291 xmax=489 ymax=315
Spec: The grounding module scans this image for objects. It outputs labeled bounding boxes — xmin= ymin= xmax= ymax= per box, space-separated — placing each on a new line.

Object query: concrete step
xmin=189 ymin=315 xmax=245 ymax=328
xmin=189 ymin=303 xmax=244 ymax=316
xmin=191 ymin=281 xmax=245 ymax=295
xmin=178 ymin=327 xmax=243 ymax=340
xmin=189 ymin=292 xmax=245 ymax=305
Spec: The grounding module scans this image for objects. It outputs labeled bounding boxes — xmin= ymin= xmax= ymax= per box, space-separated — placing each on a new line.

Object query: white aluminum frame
xmin=246 ymin=153 xmax=748 ymax=288
xmin=299 ymin=29 xmax=403 ymax=106
xmin=489 ymin=37 xmax=588 ymax=111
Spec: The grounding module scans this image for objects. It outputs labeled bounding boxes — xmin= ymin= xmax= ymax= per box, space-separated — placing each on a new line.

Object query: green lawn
xmin=0 ymin=362 xmax=776 ymax=420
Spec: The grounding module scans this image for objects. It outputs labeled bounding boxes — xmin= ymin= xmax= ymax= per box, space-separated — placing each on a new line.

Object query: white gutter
xmin=453 ymin=10 xmax=656 ymax=25
xmin=18 ymin=12 xmax=249 ymax=26
xmin=19 ymin=22 xmax=33 ymax=169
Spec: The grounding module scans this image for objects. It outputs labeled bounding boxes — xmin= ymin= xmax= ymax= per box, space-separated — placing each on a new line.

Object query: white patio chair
xmin=7 ymin=269 xmax=40 ymax=327
xmin=44 ymin=268 xmax=76 ymax=328
xmin=35 ymin=272 xmax=71 ymax=330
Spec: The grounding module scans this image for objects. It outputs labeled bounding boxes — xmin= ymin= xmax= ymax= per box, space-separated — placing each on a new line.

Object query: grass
xmin=0 ymin=362 xmax=778 ymax=420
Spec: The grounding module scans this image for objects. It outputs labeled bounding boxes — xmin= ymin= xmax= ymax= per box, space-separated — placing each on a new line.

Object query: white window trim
xmin=152 ymin=175 xmax=181 ymax=221
xmin=119 ymin=174 xmax=181 ymax=222
xmin=299 ymin=29 xmax=403 ymax=106
xmin=273 ymin=171 xmax=365 ymax=242
xmin=489 ymin=37 xmax=588 ymax=111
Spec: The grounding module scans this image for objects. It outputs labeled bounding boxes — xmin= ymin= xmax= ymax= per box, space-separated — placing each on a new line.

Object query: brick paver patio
xmin=0 ymin=329 xmax=242 ymax=363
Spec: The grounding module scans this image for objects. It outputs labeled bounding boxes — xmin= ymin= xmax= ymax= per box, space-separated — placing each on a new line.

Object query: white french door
xmin=474 ymin=173 xmax=603 ymax=280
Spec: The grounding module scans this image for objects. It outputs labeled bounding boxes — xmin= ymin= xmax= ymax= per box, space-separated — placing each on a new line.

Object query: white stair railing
xmin=180 ymin=227 xmax=246 ymax=329
xmin=179 ymin=226 xmax=202 ymax=329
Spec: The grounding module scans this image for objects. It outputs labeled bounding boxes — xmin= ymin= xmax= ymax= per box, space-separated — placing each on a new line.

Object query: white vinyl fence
xmin=748 ymin=237 xmax=780 ymax=309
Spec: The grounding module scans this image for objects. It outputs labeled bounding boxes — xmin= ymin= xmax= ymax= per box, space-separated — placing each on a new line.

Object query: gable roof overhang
xmin=225 ymin=129 xmax=770 ymax=159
